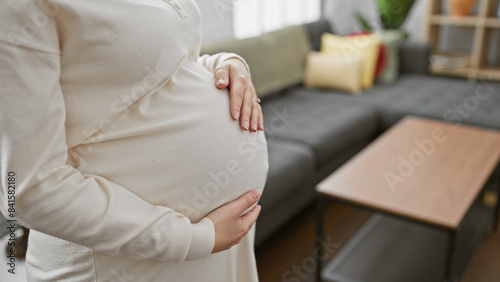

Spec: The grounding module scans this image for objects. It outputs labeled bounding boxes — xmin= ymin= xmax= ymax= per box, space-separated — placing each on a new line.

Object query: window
xmin=233 ymin=0 xmax=322 ymax=39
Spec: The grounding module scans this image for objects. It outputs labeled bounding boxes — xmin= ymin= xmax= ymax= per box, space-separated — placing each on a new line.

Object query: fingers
xmin=236 ymin=87 xmax=261 ymax=132
xmin=230 ymin=190 xmax=261 ymax=215
xmin=229 ymin=82 xmax=244 ymax=121
xmin=215 ymin=63 xmax=241 ymax=121
xmin=215 ymin=59 xmax=263 ymax=131
xmin=239 ymin=89 xmax=253 ymax=131
xmin=214 ymin=65 xmax=229 ymax=89
xmin=250 ymin=101 xmax=260 ymax=132
xmin=240 ymin=204 xmax=261 ymax=227
xmin=207 ymin=189 xmax=262 ymax=254
xmin=258 ymin=106 xmax=264 ymax=131
xmin=243 ymin=204 xmax=261 ymax=219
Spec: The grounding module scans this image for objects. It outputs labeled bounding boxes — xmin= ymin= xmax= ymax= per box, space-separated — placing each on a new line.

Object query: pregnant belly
xmin=71 ymin=60 xmax=268 ymax=222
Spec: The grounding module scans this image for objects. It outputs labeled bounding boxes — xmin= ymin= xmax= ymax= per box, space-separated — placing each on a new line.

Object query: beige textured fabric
xmin=321 ymin=33 xmax=382 ymax=90
xmin=304 ymin=52 xmax=365 ymax=93
xmin=0 ymin=0 xmax=268 ymax=281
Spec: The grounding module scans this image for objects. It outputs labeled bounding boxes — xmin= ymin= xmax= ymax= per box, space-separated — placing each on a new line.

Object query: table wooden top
xmin=317 ymin=116 xmax=500 ymax=230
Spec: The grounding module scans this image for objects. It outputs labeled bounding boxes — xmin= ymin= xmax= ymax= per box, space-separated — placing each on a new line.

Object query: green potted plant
xmin=355 ymin=0 xmax=416 ymax=83
xmin=356 ymin=0 xmax=415 ymax=33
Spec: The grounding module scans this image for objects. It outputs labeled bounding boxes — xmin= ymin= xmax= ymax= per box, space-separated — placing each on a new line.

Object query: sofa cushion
xmin=321 ymin=33 xmax=382 ymax=90
xmin=303 ymin=51 xmax=364 ymax=93
xmin=200 ymin=25 xmax=311 ymax=98
xmin=261 ymin=94 xmax=379 ymax=166
xmin=259 ymin=139 xmax=315 ymax=213
xmin=289 ymin=74 xmax=500 ymax=130
xmin=369 ymin=74 xmax=500 ymax=130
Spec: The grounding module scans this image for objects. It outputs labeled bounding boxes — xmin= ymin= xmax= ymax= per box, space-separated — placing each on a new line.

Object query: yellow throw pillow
xmin=303 ymin=51 xmax=364 ymax=94
xmin=320 ymin=33 xmax=381 ymax=90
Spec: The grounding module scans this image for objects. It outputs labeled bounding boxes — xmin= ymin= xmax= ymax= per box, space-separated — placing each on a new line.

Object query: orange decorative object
xmin=447 ymin=0 xmax=477 ymax=16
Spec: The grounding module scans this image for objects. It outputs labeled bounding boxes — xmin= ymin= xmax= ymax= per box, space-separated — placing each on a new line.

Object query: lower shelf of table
xmin=321 ymin=200 xmax=492 ymax=282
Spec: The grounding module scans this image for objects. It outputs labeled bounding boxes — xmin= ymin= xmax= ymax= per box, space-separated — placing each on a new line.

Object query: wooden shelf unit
xmin=423 ymin=0 xmax=500 ymax=80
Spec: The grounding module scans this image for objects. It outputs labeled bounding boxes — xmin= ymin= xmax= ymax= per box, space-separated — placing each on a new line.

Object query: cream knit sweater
xmin=0 ymin=0 xmax=268 ymax=281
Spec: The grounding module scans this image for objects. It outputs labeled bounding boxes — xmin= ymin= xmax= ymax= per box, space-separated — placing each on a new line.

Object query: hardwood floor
xmin=256 ymin=202 xmax=500 ymax=282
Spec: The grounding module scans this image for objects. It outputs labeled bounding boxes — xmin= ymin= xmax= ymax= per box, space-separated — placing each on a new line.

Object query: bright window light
xmin=233 ymin=0 xmax=322 ymax=39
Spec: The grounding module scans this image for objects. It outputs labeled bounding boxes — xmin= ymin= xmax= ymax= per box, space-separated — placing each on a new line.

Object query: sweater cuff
xmin=185 ymin=217 xmax=215 ymax=260
xmin=221 ymin=53 xmax=251 ymax=74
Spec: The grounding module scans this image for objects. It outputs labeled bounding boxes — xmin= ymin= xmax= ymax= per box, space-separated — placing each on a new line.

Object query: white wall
xmin=195 ymin=0 xmax=234 ymax=44
xmin=196 ymin=0 xmax=321 ymax=42
xmin=233 ymin=0 xmax=321 ymax=38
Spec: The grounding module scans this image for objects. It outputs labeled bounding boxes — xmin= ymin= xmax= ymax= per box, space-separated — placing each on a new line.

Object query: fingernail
xmin=260 ymin=122 xmax=264 ymax=131
xmin=233 ymin=110 xmax=240 ymax=120
xmin=252 ymin=190 xmax=261 ymax=199
xmin=252 ymin=123 xmax=257 ymax=132
xmin=243 ymin=121 xmax=249 ymax=131
xmin=217 ymin=78 xmax=225 ymax=86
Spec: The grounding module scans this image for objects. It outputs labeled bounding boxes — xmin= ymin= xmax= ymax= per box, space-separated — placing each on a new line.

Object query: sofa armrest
xmin=399 ymin=41 xmax=432 ymax=74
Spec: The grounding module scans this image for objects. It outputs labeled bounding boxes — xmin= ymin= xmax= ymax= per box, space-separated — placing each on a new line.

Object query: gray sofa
xmin=201 ymin=19 xmax=500 ymax=247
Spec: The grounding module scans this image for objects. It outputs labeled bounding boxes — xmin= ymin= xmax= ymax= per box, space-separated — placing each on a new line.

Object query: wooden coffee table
xmin=315 ymin=116 xmax=500 ymax=282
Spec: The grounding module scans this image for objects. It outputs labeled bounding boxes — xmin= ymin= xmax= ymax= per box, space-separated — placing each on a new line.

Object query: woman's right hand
xmin=206 ymin=190 xmax=262 ymax=253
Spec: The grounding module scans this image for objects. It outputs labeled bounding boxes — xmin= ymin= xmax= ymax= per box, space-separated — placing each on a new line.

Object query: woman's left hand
xmin=214 ymin=58 xmax=264 ymax=132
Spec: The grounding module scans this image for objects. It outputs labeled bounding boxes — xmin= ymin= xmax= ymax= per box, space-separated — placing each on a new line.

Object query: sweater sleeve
xmin=0 ymin=3 xmax=214 ymax=263
xmin=198 ymin=52 xmax=250 ymax=74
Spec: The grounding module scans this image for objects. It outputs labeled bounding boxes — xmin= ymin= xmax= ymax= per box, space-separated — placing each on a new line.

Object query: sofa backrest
xmin=201 ymin=25 xmax=311 ymax=98
xmin=301 ymin=19 xmax=333 ymax=51
xmin=399 ymin=41 xmax=431 ymax=74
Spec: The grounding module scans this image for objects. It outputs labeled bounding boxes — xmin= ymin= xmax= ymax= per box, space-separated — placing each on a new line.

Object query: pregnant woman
xmin=0 ymin=0 xmax=268 ymax=281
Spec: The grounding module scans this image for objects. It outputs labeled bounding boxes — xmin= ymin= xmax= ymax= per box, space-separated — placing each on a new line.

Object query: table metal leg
xmin=444 ymin=230 xmax=456 ymax=281
xmin=316 ymin=196 xmax=325 ymax=282
xmin=494 ymin=171 xmax=500 ymax=231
